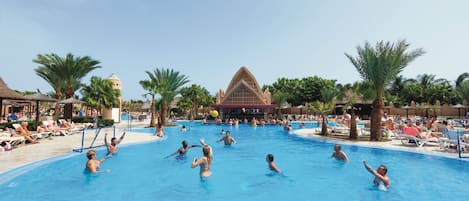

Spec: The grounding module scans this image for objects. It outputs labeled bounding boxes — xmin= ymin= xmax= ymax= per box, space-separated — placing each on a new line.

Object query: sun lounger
xmin=439 ymin=130 xmax=469 ymax=152
xmin=399 ymin=133 xmax=426 ymax=147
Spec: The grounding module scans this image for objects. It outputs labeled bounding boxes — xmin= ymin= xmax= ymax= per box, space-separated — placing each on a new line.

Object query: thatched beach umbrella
xmin=402 ymin=105 xmax=414 ymax=118
xmin=24 ymin=93 xmax=58 ymax=128
xmin=451 ymin=104 xmax=467 ymax=120
xmin=59 ymin=97 xmax=85 ymax=104
xmin=0 ymin=78 xmax=27 ymax=119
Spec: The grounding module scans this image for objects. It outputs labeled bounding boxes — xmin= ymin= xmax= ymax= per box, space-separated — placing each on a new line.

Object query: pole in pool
xmin=457 ymin=129 xmax=462 ymax=158
xmin=80 ymin=128 xmax=85 ymax=153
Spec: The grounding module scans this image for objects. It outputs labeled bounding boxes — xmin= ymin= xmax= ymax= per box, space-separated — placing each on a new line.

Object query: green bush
xmin=97 ymin=119 xmax=115 ymax=127
xmin=72 ymin=117 xmax=94 ymax=123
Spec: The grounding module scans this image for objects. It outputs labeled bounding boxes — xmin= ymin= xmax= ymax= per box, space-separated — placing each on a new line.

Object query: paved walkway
xmin=0 ymin=122 xmax=158 ymax=174
xmin=294 ymin=128 xmax=468 ymax=159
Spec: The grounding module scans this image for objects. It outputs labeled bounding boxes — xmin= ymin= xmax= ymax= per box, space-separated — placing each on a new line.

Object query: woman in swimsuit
xmin=191 ymin=139 xmax=213 ymax=178
xmin=85 ymin=150 xmax=109 ymax=173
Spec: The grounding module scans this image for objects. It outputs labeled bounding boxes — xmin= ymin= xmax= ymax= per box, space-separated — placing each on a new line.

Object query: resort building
xmin=102 ymin=74 xmax=122 ymax=123
xmin=211 ymin=67 xmax=275 ymax=121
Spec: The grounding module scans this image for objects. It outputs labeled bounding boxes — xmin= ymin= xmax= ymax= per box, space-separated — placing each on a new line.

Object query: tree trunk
xmin=321 ymin=115 xmax=328 ymax=136
xmin=53 ymin=92 xmax=62 ymax=121
xmin=191 ymin=97 xmax=197 ymax=121
xmin=64 ymin=87 xmax=74 ymax=120
xmin=349 ymin=110 xmax=358 ymax=140
xmin=149 ymin=95 xmax=155 ymax=127
xmin=160 ymin=101 xmax=168 ymax=126
xmin=370 ymin=97 xmax=384 ymax=141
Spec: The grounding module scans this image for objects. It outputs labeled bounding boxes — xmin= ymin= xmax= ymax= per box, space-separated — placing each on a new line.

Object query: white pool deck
xmin=0 ymin=123 xmax=467 ymax=174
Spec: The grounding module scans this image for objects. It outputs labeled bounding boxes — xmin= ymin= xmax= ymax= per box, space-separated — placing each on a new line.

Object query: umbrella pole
xmin=0 ymin=98 xmax=3 ymax=120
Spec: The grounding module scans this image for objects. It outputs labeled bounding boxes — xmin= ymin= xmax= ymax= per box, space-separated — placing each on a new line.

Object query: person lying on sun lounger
xmin=15 ymin=122 xmax=39 ymax=144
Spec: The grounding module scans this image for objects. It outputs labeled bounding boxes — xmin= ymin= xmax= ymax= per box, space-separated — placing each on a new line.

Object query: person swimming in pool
xmin=330 ymin=144 xmax=349 ymax=162
xmin=216 ymin=131 xmax=237 ymax=146
xmin=104 ymin=131 xmax=126 ymax=157
xmin=363 ymin=160 xmax=390 ymax=188
xmin=191 ymin=138 xmax=213 ymax=178
xmin=266 ymin=153 xmax=281 ymax=173
xmin=85 ymin=150 xmax=110 ymax=173
xmin=165 ymin=140 xmax=201 ymax=158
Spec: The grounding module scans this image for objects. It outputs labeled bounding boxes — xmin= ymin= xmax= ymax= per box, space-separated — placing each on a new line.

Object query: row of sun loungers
xmin=1 ymin=120 xmax=85 ymax=152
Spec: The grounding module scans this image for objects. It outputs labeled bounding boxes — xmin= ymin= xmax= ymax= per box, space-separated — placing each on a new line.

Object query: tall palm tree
xmin=309 ymin=87 xmax=337 ymax=136
xmin=80 ymin=76 xmax=120 ymax=116
xmin=34 ymin=53 xmax=101 ymax=120
xmin=35 ymin=61 xmax=63 ymax=120
xmin=142 ymin=68 xmax=189 ymax=126
xmin=139 ymin=78 xmax=159 ymax=127
xmin=345 ymin=40 xmax=425 ymax=141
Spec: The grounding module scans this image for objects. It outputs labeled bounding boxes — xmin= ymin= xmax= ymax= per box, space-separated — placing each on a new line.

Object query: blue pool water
xmin=1 ymin=122 xmax=468 ymax=201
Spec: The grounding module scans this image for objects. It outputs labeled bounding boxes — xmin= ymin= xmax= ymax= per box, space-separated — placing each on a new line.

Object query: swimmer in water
xmin=104 ymin=131 xmax=126 ymax=157
xmin=191 ymin=139 xmax=213 ymax=178
xmin=330 ymin=144 xmax=349 ymax=162
xmin=165 ymin=140 xmax=201 ymax=158
xmin=363 ymin=160 xmax=390 ymax=188
xmin=181 ymin=125 xmax=187 ymax=132
xmin=216 ymin=131 xmax=237 ymax=146
xmin=85 ymin=150 xmax=110 ymax=173
xmin=266 ymin=153 xmax=281 ymax=173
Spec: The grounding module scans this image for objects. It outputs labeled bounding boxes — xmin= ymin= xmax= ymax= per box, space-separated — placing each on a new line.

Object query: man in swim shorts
xmin=166 ymin=140 xmax=201 ymax=158
xmin=330 ymin=144 xmax=349 ymax=162
xmin=363 ymin=160 xmax=390 ymax=188
xmin=266 ymin=153 xmax=281 ymax=173
xmin=104 ymin=131 xmax=126 ymax=157
xmin=216 ymin=131 xmax=237 ymax=146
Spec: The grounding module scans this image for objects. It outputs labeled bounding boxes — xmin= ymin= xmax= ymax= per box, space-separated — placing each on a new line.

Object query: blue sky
xmin=1 ymin=0 xmax=468 ymax=100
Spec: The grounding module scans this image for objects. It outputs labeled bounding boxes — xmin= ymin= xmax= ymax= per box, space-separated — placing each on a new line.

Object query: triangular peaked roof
xmin=225 ymin=66 xmax=263 ymax=97
xmin=213 ymin=67 xmax=273 ymax=108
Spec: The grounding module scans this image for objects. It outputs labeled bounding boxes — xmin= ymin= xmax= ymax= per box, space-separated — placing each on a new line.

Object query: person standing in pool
xmin=363 ymin=160 xmax=390 ymax=188
xmin=85 ymin=150 xmax=110 ymax=173
xmin=104 ymin=131 xmax=126 ymax=157
xmin=330 ymin=144 xmax=349 ymax=162
xmin=266 ymin=154 xmax=281 ymax=173
xmin=216 ymin=131 xmax=237 ymax=146
xmin=191 ymin=139 xmax=213 ymax=178
xmin=166 ymin=140 xmax=201 ymax=158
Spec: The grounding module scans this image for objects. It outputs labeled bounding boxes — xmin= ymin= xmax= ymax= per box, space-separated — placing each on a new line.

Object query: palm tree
xmin=456 ymin=72 xmax=469 ymax=89
xmin=458 ymin=80 xmax=469 ymax=105
xmin=142 ymin=68 xmax=189 ymax=126
xmin=35 ymin=61 xmax=63 ymax=120
xmin=309 ymin=87 xmax=337 ymax=136
xmin=34 ymin=53 xmax=101 ymax=120
xmin=271 ymin=91 xmax=290 ymax=119
xmin=414 ymin=74 xmax=449 ymax=89
xmin=139 ymin=78 xmax=159 ymax=127
xmin=179 ymin=84 xmax=212 ymax=120
xmin=345 ymin=40 xmax=425 ymax=141
xmin=80 ymin=76 xmax=120 ymax=116
xmin=340 ymin=82 xmax=373 ymax=140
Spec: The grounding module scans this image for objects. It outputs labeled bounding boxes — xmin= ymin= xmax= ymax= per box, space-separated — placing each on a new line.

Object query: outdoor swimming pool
xmin=1 ymin=122 xmax=468 ymax=201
